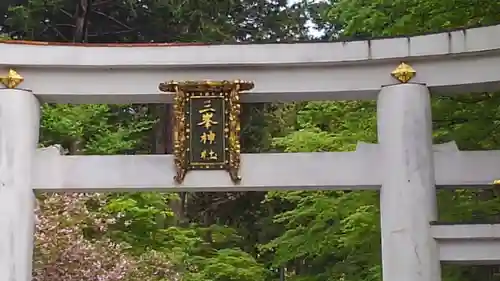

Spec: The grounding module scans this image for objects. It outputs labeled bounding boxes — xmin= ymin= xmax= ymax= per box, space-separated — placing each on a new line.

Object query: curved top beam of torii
xmin=0 ymin=24 xmax=499 ymax=104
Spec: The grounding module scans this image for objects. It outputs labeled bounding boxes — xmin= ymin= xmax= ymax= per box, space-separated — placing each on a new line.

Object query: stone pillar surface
xmin=377 ymin=83 xmax=441 ymax=281
xmin=0 ymin=88 xmax=39 ymax=281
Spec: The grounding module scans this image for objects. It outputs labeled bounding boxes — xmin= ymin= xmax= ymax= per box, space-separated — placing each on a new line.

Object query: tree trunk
xmin=151 ymin=104 xmax=187 ymax=223
xmin=74 ymin=0 xmax=91 ymax=42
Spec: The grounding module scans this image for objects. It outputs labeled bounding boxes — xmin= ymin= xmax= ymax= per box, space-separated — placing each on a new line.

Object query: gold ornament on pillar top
xmin=0 ymin=69 xmax=24 ymax=89
xmin=493 ymin=180 xmax=500 ymax=185
xmin=391 ymin=62 xmax=416 ymax=83
xmin=158 ymin=80 xmax=254 ymax=184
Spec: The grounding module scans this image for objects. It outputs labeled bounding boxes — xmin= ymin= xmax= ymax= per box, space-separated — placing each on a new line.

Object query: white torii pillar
xmin=0 ymin=88 xmax=39 ymax=281
xmin=377 ymin=83 xmax=441 ymax=281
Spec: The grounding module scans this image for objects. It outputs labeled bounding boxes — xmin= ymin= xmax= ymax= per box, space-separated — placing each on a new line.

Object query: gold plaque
xmin=159 ymin=80 xmax=254 ymax=184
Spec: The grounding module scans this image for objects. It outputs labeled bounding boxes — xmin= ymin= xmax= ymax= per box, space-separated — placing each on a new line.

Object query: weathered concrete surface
xmin=0 ymin=89 xmax=39 ymax=281
xmin=32 ymin=142 xmax=500 ymax=192
xmin=32 ymin=146 xmax=382 ymax=192
xmin=432 ymin=224 xmax=500 ymax=264
xmin=1 ymin=25 xmax=500 ymax=103
xmin=377 ymin=83 xmax=440 ymax=281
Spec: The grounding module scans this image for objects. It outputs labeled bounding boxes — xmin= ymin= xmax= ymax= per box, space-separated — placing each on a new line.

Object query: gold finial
xmin=493 ymin=180 xmax=500 ymax=185
xmin=391 ymin=62 xmax=416 ymax=83
xmin=0 ymin=69 xmax=24 ymax=89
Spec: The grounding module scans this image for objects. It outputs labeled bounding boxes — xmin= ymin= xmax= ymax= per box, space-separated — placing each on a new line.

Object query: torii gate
xmin=1 ymin=24 xmax=500 ymax=281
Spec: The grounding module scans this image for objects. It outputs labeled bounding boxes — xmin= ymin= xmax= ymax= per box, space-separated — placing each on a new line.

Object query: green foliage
xmin=4 ymin=0 xmax=500 ymax=280
xmin=263 ymin=2 xmax=500 ymax=281
xmin=272 ymin=101 xmax=377 ymax=152
xmin=321 ymin=0 xmax=500 ymax=38
xmin=261 ymin=99 xmax=381 ymax=281
xmin=185 ymin=248 xmax=267 ymax=281
xmin=40 ymin=104 xmax=153 ymax=154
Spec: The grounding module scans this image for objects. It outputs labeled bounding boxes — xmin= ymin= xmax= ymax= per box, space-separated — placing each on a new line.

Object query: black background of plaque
xmin=186 ymin=92 xmax=229 ymax=170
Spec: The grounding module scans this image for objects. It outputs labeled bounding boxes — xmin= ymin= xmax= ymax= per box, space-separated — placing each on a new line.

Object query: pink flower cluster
xmin=33 ymin=193 xmax=177 ymax=281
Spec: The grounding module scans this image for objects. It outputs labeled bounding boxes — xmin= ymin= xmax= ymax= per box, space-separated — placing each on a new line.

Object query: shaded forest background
xmin=2 ymin=0 xmax=500 ymax=280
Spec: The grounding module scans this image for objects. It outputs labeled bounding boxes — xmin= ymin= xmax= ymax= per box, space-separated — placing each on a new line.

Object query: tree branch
xmin=92 ymin=10 xmax=132 ymax=30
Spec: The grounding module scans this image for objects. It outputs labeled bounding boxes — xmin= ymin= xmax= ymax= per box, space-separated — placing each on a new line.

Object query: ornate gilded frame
xmin=158 ymin=80 xmax=254 ymax=184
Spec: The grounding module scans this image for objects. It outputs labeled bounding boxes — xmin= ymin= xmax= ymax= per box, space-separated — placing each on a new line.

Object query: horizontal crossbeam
xmin=32 ymin=142 xmax=500 ymax=192
xmin=33 ymin=146 xmax=381 ymax=192
xmin=432 ymin=224 xmax=500 ymax=264
xmin=432 ymin=223 xmax=500 ymax=240
xmin=2 ymin=25 xmax=500 ymax=103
